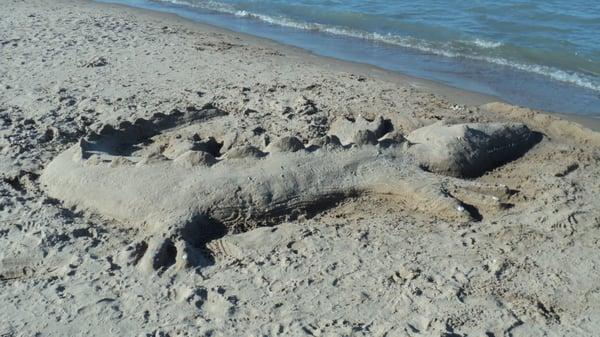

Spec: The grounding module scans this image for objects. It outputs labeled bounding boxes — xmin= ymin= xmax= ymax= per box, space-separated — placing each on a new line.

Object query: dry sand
xmin=2 ymin=0 xmax=600 ymax=336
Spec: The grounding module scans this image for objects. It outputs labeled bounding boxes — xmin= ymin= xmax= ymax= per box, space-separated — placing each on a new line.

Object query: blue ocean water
xmin=99 ymin=0 xmax=600 ymax=115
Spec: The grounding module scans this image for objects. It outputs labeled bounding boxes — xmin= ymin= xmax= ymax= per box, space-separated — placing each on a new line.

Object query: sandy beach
xmin=2 ymin=0 xmax=600 ymax=336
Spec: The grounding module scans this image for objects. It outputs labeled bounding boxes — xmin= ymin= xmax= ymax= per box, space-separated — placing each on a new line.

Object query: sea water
xmin=99 ymin=0 xmax=600 ymax=116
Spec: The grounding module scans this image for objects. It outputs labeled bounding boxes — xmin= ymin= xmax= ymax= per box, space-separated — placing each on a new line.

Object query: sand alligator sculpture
xmin=41 ymin=106 xmax=539 ymax=273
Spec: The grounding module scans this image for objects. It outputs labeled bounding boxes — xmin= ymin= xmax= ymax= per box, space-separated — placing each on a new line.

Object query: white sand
xmin=2 ymin=0 xmax=600 ymax=336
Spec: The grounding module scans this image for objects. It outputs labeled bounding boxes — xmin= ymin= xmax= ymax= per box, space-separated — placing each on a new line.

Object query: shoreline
xmin=91 ymin=0 xmax=600 ymax=131
xmin=91 ymin=0 xmax=501 ymax=106
xmin=96 ymin=0 xmax=600 ymax=116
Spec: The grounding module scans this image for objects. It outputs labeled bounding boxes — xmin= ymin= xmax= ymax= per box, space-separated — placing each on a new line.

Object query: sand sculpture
xmin=41 ymin=106 xmax=539 ymax=273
